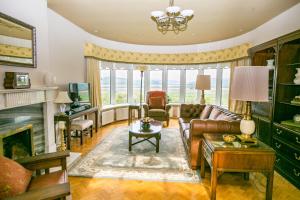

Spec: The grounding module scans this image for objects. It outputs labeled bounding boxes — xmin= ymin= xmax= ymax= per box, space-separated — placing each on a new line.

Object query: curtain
xmin=228 ymin=57 xmax=250 ymax=115
xmin=86 ymin=58 xmax=102 ymax=109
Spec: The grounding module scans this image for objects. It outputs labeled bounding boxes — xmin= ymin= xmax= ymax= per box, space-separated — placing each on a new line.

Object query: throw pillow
xmin=149 ymin=97 xmax=164 ymax=109
xmin=0 ymin=156 xmax=32 ymax=199
xmin=216 ymin=113 xmax=234 ymax=121
xmin=199 ymin=105 xmax=213 ymax=119
xmin=208 ymin=108 xmax=222 ymax=119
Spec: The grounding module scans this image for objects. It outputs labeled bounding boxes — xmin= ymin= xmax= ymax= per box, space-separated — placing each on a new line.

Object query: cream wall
xmin=0 ymin=1 xmax=300 ymax=89
xmin=0 ymin=0 xmax=50 ymax=88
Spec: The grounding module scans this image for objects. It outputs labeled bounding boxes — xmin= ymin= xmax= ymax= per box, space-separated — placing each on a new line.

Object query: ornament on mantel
xmin=44 ymin=72 xmax=57 ymax=86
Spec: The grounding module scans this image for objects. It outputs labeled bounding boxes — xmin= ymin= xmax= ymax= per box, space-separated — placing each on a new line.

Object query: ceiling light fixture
xmin=151 ymin=0 xmax=194 ymax=34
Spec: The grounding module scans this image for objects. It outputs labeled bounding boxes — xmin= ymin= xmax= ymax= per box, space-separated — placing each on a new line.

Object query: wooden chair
xmin=5 ymin=151 xmax=70 ymax=200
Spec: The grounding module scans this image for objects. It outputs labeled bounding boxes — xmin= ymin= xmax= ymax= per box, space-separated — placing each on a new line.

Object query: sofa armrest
xmin=190 ymin=119 xmax=241 ymax=137
xmin=16 ymin=151 xmax=70 ymax=171
xmin=5 ymin=183 xmax=70 ymax=200
xmin=143 ymin=104 xmax=149 ymax=117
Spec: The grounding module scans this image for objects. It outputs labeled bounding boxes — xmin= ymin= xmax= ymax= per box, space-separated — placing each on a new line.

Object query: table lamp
xmin=231 ymin=66 xmax=269 ymax=138
xmin=54 ymin=91 xmax=73 ymax=114
xmin=195 ymin=75 xmax=211 ymax=105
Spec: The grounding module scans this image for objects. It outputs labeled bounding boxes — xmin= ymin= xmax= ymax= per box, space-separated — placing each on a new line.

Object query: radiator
xmin=101 ymin=109 xmax=114 ymax=125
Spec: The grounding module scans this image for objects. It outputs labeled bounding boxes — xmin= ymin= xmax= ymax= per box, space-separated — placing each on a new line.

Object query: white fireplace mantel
xmin=0 ymin=86 xmax=58 ymax=153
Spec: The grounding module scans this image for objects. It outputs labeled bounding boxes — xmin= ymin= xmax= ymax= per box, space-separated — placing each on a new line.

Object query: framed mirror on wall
xmin=0 ymin=12 xmax=36 ymax=68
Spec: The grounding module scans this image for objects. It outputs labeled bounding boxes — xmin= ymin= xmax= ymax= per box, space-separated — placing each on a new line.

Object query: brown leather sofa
xmin=179 ymin=104 xmax=241 ymax=169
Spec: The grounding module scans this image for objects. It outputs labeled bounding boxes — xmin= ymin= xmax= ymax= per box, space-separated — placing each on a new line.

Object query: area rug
xmin=68 ymin=126 xmax=200 ymax=183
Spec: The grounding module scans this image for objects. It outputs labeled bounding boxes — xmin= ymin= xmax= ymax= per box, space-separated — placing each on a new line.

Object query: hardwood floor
xmin=69 ymin=119 xmax=300 ymax=200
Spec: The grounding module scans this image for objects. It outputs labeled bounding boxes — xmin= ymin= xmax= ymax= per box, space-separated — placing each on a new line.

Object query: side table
xmin=128 ymin=105 xmax=141 ymax=125
xmin=200 ymin=134 xmax=276 ymax=200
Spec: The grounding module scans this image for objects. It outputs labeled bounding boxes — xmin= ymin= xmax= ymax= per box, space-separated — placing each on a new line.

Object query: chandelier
xmin=151 ymin=0 xmax=194 ymax=34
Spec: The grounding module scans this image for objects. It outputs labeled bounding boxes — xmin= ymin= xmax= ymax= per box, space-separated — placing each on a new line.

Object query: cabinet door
xmin=258 ymin=117 xmax=272 ymax=145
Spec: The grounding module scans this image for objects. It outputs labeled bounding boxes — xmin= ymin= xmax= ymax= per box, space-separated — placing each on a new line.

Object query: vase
xmin=141 ymin=122 xmax=150 ymax=131
xmin=294 ymin=68 xmax=300 ymax=84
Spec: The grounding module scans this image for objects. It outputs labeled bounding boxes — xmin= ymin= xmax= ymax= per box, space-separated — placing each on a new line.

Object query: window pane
xmin=150 ymin=70 xmax=163 ymax=90
xmin=167 ymin=70 xmax=180 ymax=103
xmin=100 ymin=69 xmax=110 ymax=106
xmin=185 ymin=70 xmax=198 ymax=103
xmin=133 ymin=70 xmax=144 ymax=104
xmin=115 ymin=70 xmax=128 ymax=104
xmin=204 ymin=68 xmax=217 ymax=104
xmin=221 ymin=68 xmax=230 ymax=108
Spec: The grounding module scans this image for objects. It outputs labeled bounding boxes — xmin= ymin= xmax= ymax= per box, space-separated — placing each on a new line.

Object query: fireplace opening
xmin=1 ymin=124 xmax=35 ymax=160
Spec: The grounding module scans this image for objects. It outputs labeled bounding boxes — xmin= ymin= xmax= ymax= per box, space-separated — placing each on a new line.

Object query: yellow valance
xmin=0 ymin=44 xmax=32 ymax=58
xmin=84 ymin=43 xmax=251 ymax=64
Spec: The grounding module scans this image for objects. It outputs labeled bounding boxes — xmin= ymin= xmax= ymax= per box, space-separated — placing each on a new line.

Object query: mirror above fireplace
xmin=0 ymin=12 xmax=36 ymax=68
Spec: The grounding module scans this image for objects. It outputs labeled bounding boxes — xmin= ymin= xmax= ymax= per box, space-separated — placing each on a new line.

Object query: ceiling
xmin=47 ymin=0 xmax=299 ymax=45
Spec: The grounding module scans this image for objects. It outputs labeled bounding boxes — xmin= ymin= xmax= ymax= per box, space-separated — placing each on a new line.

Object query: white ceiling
xmin=47 ymin=0 xmax=299 ymax=45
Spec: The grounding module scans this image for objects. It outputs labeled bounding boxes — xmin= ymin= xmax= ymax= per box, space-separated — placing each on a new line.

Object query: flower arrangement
xmin=141 ymin=117 xmax=153 ymax=123
xmin=141 ymin=117 xmax=153 ymax=131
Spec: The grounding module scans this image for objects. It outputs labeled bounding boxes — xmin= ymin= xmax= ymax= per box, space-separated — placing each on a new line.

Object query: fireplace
xmin=0 ymin=124 xmax=34 ymax=160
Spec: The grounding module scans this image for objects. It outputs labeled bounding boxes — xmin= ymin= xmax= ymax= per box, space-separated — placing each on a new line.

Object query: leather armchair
xmin=143 ymin=91 xmax=171 ymax=126
xmin=5 ymin=151 xmax=70 ymax=200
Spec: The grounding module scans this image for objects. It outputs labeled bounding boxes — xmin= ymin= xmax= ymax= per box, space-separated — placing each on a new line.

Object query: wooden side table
xmin=128 ymin=105 xmax=141 ymax=125
xmin=200 ymin=134 xmax=276 ymax=200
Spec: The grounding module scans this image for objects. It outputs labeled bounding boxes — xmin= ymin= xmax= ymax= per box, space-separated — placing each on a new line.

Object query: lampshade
xmin=231 ymin=66 xmax=269 ymax=102
xmin=54 ymin=91 xmax=72 ymax=104
xmin=195 ymin=75 xmax=211 ymax=90
xmin=135 ymin=65 xmax=149 ymax=72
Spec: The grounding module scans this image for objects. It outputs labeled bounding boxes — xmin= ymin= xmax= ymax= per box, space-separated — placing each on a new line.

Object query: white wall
xmin=47 ymin=9 xmax=86 ymax=88
xmin=0 ymin=0 xmax=50 ymax=87
xmin=0 ymin=1 xmax=299 ymax=89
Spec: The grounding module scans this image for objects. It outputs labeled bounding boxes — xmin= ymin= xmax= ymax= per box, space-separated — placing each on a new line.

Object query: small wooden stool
xmin=71 ymin=119 xmax=93 ymax=145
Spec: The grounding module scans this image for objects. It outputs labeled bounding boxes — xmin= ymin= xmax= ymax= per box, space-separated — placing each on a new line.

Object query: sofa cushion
xmin=181 ymin=123 xmax=190 ymax=131
xmin=216 ymin=113 xmax=234 ymax=121
xmin=149 ymin=109 xmax=166 ymax=117
xmin=208 ymin=108 xmax=222 ymax=119
xmin=28 ymin=170 xmax=68 ymax=191
xmin=149 ymin=97 xmax=164 ymax=109
xmin=0 ymin=156 xmax=32 ymax=199
xmin=199 ymin=105 xmax=213 ymax=119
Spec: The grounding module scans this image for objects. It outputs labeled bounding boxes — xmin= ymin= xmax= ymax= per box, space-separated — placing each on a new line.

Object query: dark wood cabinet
xmin=249 ymin=29 xmax=300 ymax=189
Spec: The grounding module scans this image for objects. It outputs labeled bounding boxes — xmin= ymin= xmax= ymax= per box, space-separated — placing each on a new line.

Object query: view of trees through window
xmin=150 ymin=70 xmax=162 ymax=90
xmin=100 ymin=69 xmax=110 ymax=106
xmin=185 ymin=69 xmax=198 ymax=103
xmin=167 ymin=70 xmax=180 ymax=103
xmin=115 ymin=70 xmax=128 ymax=104
xmin=100 ymin=62 xmax=230 ymax=108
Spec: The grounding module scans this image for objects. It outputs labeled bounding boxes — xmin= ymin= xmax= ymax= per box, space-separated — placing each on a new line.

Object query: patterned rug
xmin=69 ymin=127 xmax=200 ymax=182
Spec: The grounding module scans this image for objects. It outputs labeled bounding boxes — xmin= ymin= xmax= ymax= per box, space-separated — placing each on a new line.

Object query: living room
xmin=0 ymin=0 xmax=300 ymax=199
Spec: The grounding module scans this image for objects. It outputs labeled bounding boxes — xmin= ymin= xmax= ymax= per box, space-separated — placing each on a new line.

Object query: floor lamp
xmin=195 ymin=75 xmax=211 ymax=105
xmin=136 ymin=65 xmax=149 ymax=119
xmin=231 ymin=66 xmax=269 ymax=138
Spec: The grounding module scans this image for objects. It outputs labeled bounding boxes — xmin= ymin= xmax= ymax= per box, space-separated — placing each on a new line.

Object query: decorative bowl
xmin=223 ymin=134 xmax=236 ymax=143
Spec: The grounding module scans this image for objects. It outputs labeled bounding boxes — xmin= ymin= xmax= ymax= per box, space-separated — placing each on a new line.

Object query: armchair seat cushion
xmin=28 ymin=170 xmax=68 ymax=191
xmin=148 ymin=109 xmax=167 ymax=117
xmin=0 ymin=156 xmax=32 ymax=199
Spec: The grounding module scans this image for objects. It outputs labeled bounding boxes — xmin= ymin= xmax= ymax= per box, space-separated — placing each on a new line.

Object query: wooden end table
xmin=129 ymin=120 xmax=162 ymax=153
xmin=128 ymin=105 xmax=141 ymax=125
xmin=200 ymin=134 xmax=276 ymax=200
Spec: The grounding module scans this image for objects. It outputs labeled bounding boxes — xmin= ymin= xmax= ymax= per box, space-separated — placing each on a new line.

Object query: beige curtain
xmin=228 ymin=57 xmax=250 ymax=115
xmin=86 ymin=58 xmax=102 ymax=109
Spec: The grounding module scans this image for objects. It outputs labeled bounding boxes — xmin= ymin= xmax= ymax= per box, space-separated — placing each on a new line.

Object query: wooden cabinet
xmin=249 ymin=29 xmax=300 ymax=189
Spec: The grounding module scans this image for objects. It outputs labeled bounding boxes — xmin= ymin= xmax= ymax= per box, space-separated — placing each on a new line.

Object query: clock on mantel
xmin=3 ymin=72 xmax=31 ymax=89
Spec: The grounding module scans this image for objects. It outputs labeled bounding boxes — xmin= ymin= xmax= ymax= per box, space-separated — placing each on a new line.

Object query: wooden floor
xmin=69 ymin=119 xmax=300 ymax=200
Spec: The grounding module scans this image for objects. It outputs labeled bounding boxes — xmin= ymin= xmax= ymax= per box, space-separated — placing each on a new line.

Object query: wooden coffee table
xmin=129 ymin=120 xmax=162 ymax=153
xmin=200 ymin=134 xmax=276 ymax=200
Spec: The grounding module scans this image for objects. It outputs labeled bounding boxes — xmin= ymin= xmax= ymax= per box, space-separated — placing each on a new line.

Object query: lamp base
xmin=200 ymin=90 xmax=205 ymax=105
xmin=240 ymin=119 xmax=255 ymax=138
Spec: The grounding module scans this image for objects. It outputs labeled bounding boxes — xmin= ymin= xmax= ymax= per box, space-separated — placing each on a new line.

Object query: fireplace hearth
xmin=1 ymin=124 xmax=34 ymax=160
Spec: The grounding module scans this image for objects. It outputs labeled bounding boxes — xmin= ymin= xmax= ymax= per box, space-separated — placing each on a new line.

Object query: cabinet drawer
xmin=275 ymin=153 xmax=300 ymax=188
xmin=272 ymin=138 xmax=300 ymax=165
xmin=273 ymin=125 xmax=300 ymax=148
